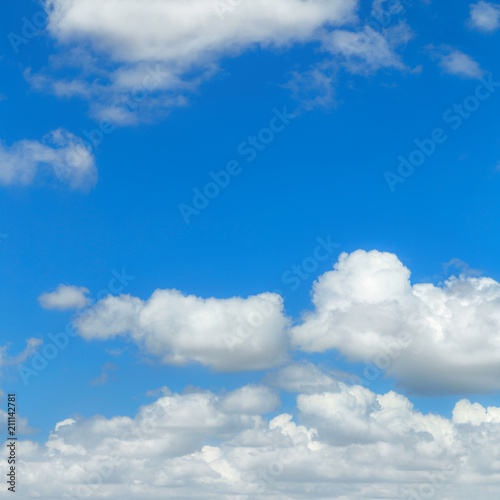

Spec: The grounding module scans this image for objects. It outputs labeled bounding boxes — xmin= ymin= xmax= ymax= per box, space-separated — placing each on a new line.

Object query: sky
xmin=2 ymin=0 xmax=500 ymax=498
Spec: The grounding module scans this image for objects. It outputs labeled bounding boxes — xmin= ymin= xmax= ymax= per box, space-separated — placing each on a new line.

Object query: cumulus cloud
xmin=38 ymin=284 xmax=90 ymax=310
xmin=72 ymin=249 xmax=500 ymax=394
xmin=291 ymin=249 xmax=500 ymax=394
xmin=428 ymin=45 xmax=485 ymax=78
xmin=0 ymin=129 xmax=97 ymax=190
xmin=75 ymin=289 xmax=290 ymax=371
xmin=469 ymin=1 xmax=500 ymax=32
xmin=12 ymin=382 xmax=500 ymax=499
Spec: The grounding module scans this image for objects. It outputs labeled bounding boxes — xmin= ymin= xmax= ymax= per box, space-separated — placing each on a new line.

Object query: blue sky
xmin=2 ymin=1 xmax=500 ymax=499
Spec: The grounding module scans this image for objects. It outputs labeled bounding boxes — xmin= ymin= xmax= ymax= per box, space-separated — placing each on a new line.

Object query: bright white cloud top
xmin=291 ymin=249 xmax=500 ymax=394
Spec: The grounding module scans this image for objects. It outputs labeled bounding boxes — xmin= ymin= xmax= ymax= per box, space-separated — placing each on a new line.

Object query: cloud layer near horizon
xmin=9 ymin=379 xmax=500 ymax=499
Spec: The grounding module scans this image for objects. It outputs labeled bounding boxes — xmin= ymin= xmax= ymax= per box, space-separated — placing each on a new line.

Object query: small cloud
xmin=284 ymin=64 xmax=337 ymax=112
xmin=38 ymin=285 xmax=90 ymax=311
xmin=90 ymin=372 xmax=109 ymax=386
xmin=55 ymin=418 xmax=76 ymax=432
xmin=468 ymin=1 xmax=500 ymax=32
xmin=145 ymin=386 xmax=172 ymax=398
xmin=441 ymin=258 xmax=482 ymax=279
xmin=0 ymin=338 xmax=43 ymax=371
xmin=90 ymin=362 xmax=119 ymax=386
xmin=428 ymin=45 xmax=485 ymax=79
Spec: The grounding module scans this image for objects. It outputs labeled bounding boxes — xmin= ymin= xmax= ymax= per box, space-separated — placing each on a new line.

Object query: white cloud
xmin=453 ymin=399 xmax=500 ymax=425
xmin=265 ymin=362 xmax=340 ymax=394
xmin=469 ymin=1 xmax=500 ymax=32
xmin=12 ymin=382 xmax=500 ymax=499
xmin=45 ymin=0 xmax=357 ymax=64
xmin=429 ymin=46 xmax=485 ymax=78
xmin=72 ymin=249 xmax=500 ymax=394
xmin=291 ymin=249 xmax=500 ymax=394
xmin=38 ymin=284 xmax=90 ymax=310
xmin=75 ymin=289 xmax=290 ymax=371
xmin=37 ymin=0 xmax=359 ymax=123
xmin=0 ymin=129 xmax=97 ymax=190
xmin=218 ymin=385 xmax=280 ymax=415
xmin=284 ymin=64 xmax=337 ymax=111
xmin=321 ymin=21 xmax=413 ymax=73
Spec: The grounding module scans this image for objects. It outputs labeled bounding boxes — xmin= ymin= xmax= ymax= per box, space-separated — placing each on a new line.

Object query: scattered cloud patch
xmin=38 ymin=284 xmax=90 ymax=310
xmin=428 ymin=45 xmax=485 ymax=78
xmin=90 ymin=362 xmax=119 ymax=386
xmin=0 ymin=129 xmax=97 ymax=190
xmin=37 ymin=0 xmax=359 ymax=124
xmin=469 ymin=1 xmax=500 ymax=32
xmin=0 ymin=338 xmax=43 ymax=369
xmin=321 ymin=21 xmax=413 ymax=74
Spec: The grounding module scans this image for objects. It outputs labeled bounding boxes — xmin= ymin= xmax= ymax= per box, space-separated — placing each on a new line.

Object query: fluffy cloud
xmin=10 ymin=382 xmax=500 ymax=499
xmin=469 ymin=1 xmax=500 ymax=32
xmin=75 ymin=289 xmax=290 ymax=371
xmin=38 ymin=284 xmax=90 ymax=310
xmin=428 ymin=45 xmax=485 ymax=78
xmin=73 ymin=249 xmax=500 ymax=394
xmin=0 ymin=129 xmax=97 ymax=190
xmin=291 ymin=249 xmax=500 ymax=394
